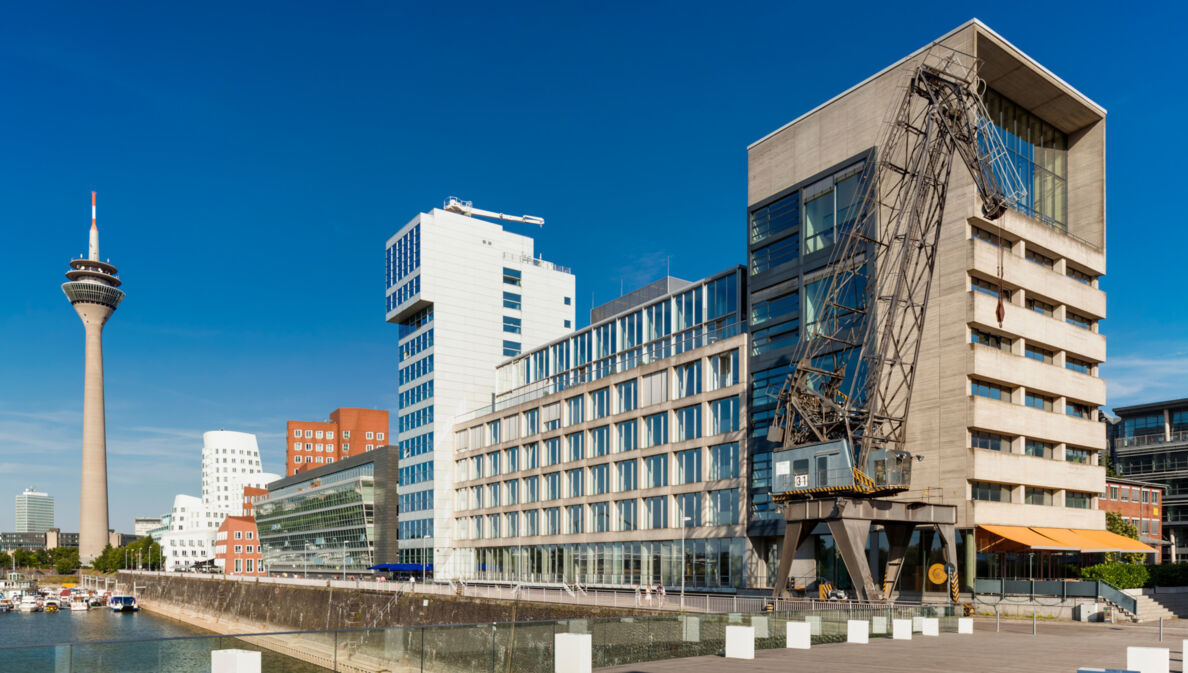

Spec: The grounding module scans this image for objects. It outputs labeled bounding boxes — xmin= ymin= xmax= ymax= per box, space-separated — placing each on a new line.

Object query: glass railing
xmin=0 ymin=605 xmax=960 ymax=673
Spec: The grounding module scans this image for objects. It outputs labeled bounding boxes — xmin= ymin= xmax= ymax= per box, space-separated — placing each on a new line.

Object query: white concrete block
xmin=725 ymin=625 xmax=755 ymax=660
xmin=752 ymin=615 xmax=770 ymax=638
xmin=212 ymin=649 xmax=261 ymax=673
xmin=847 ymin=620 xmax=869 ymax=644
xmin=554 ymin=633 xmax=592 ymax=673
xmin=1126 ymin=646 xmax=1169 ymax=673
xmin=957 ymin=617 xmax=973 ymax=634
xmin=681 ymin=615 xmax=700 ymax=642
xmin=805 ymin=615 xmax=822 ymax=636
xmin=786 ymin=621 xmax=811 ymax=649
xmin=921 ymin=618 xmax=939 ymax=636
xmin=871 ymin=615 xmax=887 ymax=634
xmin=912 ymin=616 xmax=924 ymax=632
xmin=892 ymin=619 xmax=912 ymax=640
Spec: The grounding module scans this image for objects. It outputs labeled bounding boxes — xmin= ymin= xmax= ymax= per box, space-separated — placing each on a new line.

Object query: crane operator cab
xmin=771 ymin=439 xmax=912 ymax=500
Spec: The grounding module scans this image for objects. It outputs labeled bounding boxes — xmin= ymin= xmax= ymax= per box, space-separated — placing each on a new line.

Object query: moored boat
xmin=17 ymin=596 xmax=42 ymax=613
xmin=109 ymin=595 xmax=138 ymax=613
xmin=69 ymin=596 xmax=89 ymax=612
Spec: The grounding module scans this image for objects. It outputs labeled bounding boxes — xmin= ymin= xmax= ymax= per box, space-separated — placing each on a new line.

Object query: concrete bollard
xmin=554 ymin=633 xmax=592 ymax=673
xmin=921 ymin=618 xmax=939 ymax=636
xmin=786 ymin=621 xmax=811 ymax=649
xmin=725 ymin=625 xmax=755 ymax=660
xmin=912 ymin=616 xmax=924 ymax=633
xmin=871 ymin=615 xmax=888 ymax=635
xmin=892 ymin=619 xmax=912 ymax=640
xmin=212 ymin=650 xmax=261 ymax=673
xmin=681 ymin=615 xmax=700 ymax=642
xmin=847 ymin=620 xmax=869 ymax=644
xmin=1126 ymin=646 xmax=1170 ymax=673
xmin=958 ymin=617 xmax=974 ymax=634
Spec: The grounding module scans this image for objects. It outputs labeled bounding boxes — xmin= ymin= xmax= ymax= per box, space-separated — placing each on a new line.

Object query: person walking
xmin=657 ymin=583 xmax=666 ymax=607
xmin=645 ymin=584 xmax=653 ymax=607
xmin=634 ymin=584 xmax=641 ymax=606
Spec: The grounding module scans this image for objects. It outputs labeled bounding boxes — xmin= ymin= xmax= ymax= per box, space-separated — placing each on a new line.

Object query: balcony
xmin=967 ymin=238 xmax=1105 ymax=319
xmin=968 ymin=291 xmax=1106 ymax=362
xmin=1113 ymin=430 xmax=1188 ymax=451
xmin=967 ymin=344 xmax=1105 ymax=406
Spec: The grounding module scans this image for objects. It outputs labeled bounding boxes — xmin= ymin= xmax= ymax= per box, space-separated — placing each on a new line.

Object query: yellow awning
xmin=1030 ymin=527 xmax=1115 ymax=553
xmin=978 ymin=525 xmax=1076 ymax=552
xmin=1072 ymin=528 xmax=1158 ymax=554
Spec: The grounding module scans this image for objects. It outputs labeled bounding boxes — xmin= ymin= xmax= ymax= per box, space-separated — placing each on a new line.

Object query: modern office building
xmin=160 ymin=431 xmax=279 ymax=571
xmin=1111 ymin=398 xmax=1188 ymax=561
xmin=746 ymin=20 xmax=1107 ymax=590
xmin=385 ymin=203 xmax=575 ymax=574
xmin=1 ymin=532 xmax=48 ymax=552
xmin=134 ymin=517 xmax=163 ymax=537
xmin=1099 ymin=476 xmax=1165 ymax=563
xmin=215 ymin=516 xmax=265 ymax=576
xmin=45 ymin=529 xmax=80 ymax=550
xmin=257 ymin=445 xmax=398 ymax=576
xmin=15 ymin=488 xmax=54 ymax=533
xmin=451 ymin=268 xmax=750 ymax=587
xmin=285 ymin=408 xmax=390 ymax=476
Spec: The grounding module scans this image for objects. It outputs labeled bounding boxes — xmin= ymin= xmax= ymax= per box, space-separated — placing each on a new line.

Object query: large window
xmin=750 ymin=191 xmax=799 ymax=244
xmin=675 ymin=362 xmax=701 ymax=399
xmin=591 ymin=502 xmax=610 ymax=532
xmin=971 ymin=431 xmax=1009 ymax=452
xmin=709 ymin=443 xmax=740 ymax=480
xmin=971 ymin=379 xmax=1010 ymax=401
xmin=971 ymin=328 xmax=1012 ymax=353
xmin=709 ymin=488 xmax=739 ymax=525
xmin=803 ymin=162 xmax=864 ymax=254
xmin=710 ymin=397 xmax=740 ymax=434
xmin=984 ymin=88 xmax=1068 ymax=230
xmin=1025 ymin=487 xmax=1054 ymax=506
xmin=1124 ymin=414 xmax=1164 ymax=438
xmin=590 ymin=426 xmax=609 ymax=457
xmin=616 ymin=459 xmax=638 ymax=491
xmin=566 ymin=432 xmax=584 ymax=462
xmin=751 ymin=235 xmax=799 ymax=275
xmin=617 ymin=380 xmax=638 ymax=413
xmin=591 ymin=464 xmax=609 ymax=494
xmin=617 ymin=499 xmax=637 ymax=531
xmin=1026 ymin=440 xmax=1054 ymax=459
xmin=675 ymin=405 xmax=701 ymax=442
xmin=972 ymin=481 xmax=1010 ymax=502
xmin=645 ymin=496 xmax=668 ymax=529
xmin=675 ymin=448 xmax=702 ymax=485
xmin=645 ymin=454 xmax=668 ymax=488
xmin=675 ymin=492 xmax=701 ymax=527
xmin=616 ymin=419 xmax=638 ymax=452
xmin=590 ymin=388 xmax=609 ymax=419
xmin=643 ymin=412 xmax=668 ymax=448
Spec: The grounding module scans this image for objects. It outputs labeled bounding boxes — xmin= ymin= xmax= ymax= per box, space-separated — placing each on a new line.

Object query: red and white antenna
xmin=88 ymin=191 xmax=99 ymax=261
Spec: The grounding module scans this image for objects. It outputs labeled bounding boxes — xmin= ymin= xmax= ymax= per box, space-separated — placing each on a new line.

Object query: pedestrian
xmin=658 ymin=583 xmax=666 ymax=607
xmin=645 ymin=584 xmax=653 ymax=606
xmin=634 ymin=584 xmax=641 ymax=606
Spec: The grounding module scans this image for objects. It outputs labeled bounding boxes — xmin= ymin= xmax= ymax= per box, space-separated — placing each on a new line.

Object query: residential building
xmin=746 ymin=20 xmax=1107 ymax=590
xmin=1099 ymin=476 xmax=1165 ymax=563
xmin=451 ymin=268 xmax=750 ymax=587
xmin=1111 ymin=398 xmax=1188 ymax=561
xmin=285 ymin=408 xmax=390 ymax=476
xmin=242 ymin=486 xmax=267 ymax=515
xmin=15 ymin=487 xmax=53 ymax=533
xmin=134 ymin=517 xmax=163 ymax=537
xmin=385 ymin=203 xmax=575 ymax=574
xmin=160 ymin=431 xmax=279 ymax=572
xmin=215 ymin=516 xmax=266 ymax=576
xmin=258 ymin=445 xmax=398 ymax=576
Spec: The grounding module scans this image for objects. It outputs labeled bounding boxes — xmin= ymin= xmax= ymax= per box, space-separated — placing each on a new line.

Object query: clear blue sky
xmin=0 ymin=2 xmax=1181 ymax=532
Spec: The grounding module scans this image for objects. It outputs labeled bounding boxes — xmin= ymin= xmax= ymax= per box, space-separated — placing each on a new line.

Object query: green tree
xmin=0 ymin=551 xmax=10 ymax=569
xmin=1106 ymin=511 xmax=1147 ymax=564
xmin=55 ymin=555 xmax=78 ymax=575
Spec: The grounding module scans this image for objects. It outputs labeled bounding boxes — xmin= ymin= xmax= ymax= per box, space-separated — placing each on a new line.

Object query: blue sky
xmin=0 ymin=2 xmax=1182 ymax=532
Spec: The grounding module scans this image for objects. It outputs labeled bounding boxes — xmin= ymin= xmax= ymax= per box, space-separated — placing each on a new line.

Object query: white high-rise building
xmin=15 ymin=487 xmax=54 ymax=533
xmin=160 ymin=431 xmax=279 ymax=571
xmin=386 ymin=202 xmax=575 ymax=575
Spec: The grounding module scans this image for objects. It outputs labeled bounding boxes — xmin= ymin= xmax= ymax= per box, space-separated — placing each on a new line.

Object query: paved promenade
xmin=598 ymin=619 xmax=1188 ymax=673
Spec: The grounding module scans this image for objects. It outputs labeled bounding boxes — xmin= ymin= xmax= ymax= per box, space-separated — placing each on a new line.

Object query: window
xmin=327 ymin=431 xmax=334 ymax=439
xmin=1142 ymin=489 xmax=1150 ymax=504
xmin=1121 ymin=487 xmax=1130 ymax=502
xmin=1026 ymin=392 xmax=1053 ymax=411
xmin=751 ymin=235 xmax=800 ymax=275
xmin=644 ymin=496 xmax=668 ymax=529
xmin=616 ymin=459 xmax=638 ymax=491
xmin=591 ymin=502 xmax=610 ymax=532
xmin=1025 ymin=440 xmax=1053 ymax=459
xmin=643 ymin=413 xmax=668 ymax=448
xmin=971 ymin=379 xmax=1010 ymax=401
xmin=544 ymin=472 xmax=561 ymax=500
xmin=1025 ymin=344 xmax=1054 ymax=364
xmin=971 ymin=328 xmax=1012 ymax=353
xmin=1026 ymin=298 xmax=1054 ymax=317
xmin=1025 ymin=487 xmax=1054 ymax=506
xmin=710 ymin=350 xmax=739 ymax=390
xmin=1065 ymin=357 xmax=1093 ymax=375
xmin=709 ymin=443 xmax=739 ymax=480
xmin=616 ymin=380 xmax=637 ymax=413
xmin=503 ymin=291 xmax=522 ymax=310
xmin=641 ymin=371 xmax=668 ymax=407
xmin=1065 ymin=402 xmax=1091 ymax=419
xmin=590 ymin=426 xmax=609 ymax=457
xmin=675 ymin=405 xmax=701 ymax=442
xmin=524 ymin=442 xmax=539 ymax=469
xmin=1108 ymin=486 xmax=1119 ymax=500
xmin=675 ymin=448 xmax=701 ymax=485
xmin=545 ymin=507 xmax=561 ymax=535
xmin=709 ymin=488 xmax=739 ymax=525
xmin=524 ymin=409 xmax=539 ymax=435
xmin=971 ymin=481 xmax=1010 ymax=502
xmin=542 ymin=403 xmax=561 ymax=431
xmin=1067 ymin=267 xmax=1094 ymax=285
xmin=564 ymin=296 xmax=572 ymax=306
xmin=293 ymin=430 xmax=301 ymax=438
xmin=983 ymin=88 xmax=1068 ymax=229
xmin=505 ymin=479 xmax=520 ymax=505
xmin=710 ymin=396 xmax=740 ymax=434
xmin=567 ymin=468 xmax=584 ymax=498
xmin=645 ymin=454 xmax=668 ymax=488
xmin=503 ymin=340 xmax=521 ymax=357
xmin=567 ymin=505 xmax=584 ymax=534
xmin=675 ymin=492 xmax=701 ymax=527
xmin=566 ymin=395 xmax=584 ymax=425
xmin=1065 ymin=447 xmax=1090 ymax=464
xmin=1025 ymin=248 xmax=1055 ymax=269
xmin=591 ymin=464 xmax=609 ymax=495
xmin=305 ymin=430 xmax=313 ymax=438
xmin=971 ymin=277 xmax=1010 ymax=300
xmin=1066 ymin=312 xmax=1094 ymax=330
xmin=525 ymin=510 xmax=539 ymax=536
xmin=616 ymin=420 xmax=637 ymax=452
xmin=1066 ymin=491 xmax=1092 ymax=509
xmin=972 ymin=431 xmax=1009 ymax=452
xmin=234 ymin=531 xmax=243 ymax=540
xmin=545 ymin=437 xmax=561 ymax=465
xmin=590 ymin=388 xmax=609 ymax=419
xmin=617 ymin=499 xmax=637 ymax=531
xmin=803 ymin=163 xmax=863 ymax=254
xmin=343 ymin=431 xmax=350 ymax=439
xmin=971 ymin=225 xmax=1013 ymax=249
xmin=503 ymin=316 xmax=522 ymax=334
xmin=750 ymin=190 xmax=799 ymax=244
xmin=502 ymin=267 xmax=522 ymax=286
xmin=675 ymin=362 xmax=701 ymax=398
xmin=525 ymin=476 xmax=539 ymax=503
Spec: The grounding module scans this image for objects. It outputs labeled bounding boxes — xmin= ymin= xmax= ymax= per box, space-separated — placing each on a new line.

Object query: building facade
xmin=215 ymin=516 xmax=266 ymax=575
xmin=1099 ymin=476 xmax=1165 ymax=563
xmin=746 ymin=20 xmax=1107 ymax=589
xmin=257 ymin=445 xmax=398 ymax=576
xmin=451 ymin=268 xmax=751 ymax=587
xmin=285 ymin=408 xmax=390 ymax=476
xmin=385 ymin=204 xmax=575 ymax=574
xmin=1111 ymin=398 xmax=1188 ymax=561
xmin=133 ymin=517 xmax=162 ymax=538
xmin=15 ymin=488 xmax=54 ymax=533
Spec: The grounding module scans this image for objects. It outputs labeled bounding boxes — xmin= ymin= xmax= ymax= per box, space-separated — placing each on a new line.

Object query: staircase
xmin=1131 ymin=591 xmax=1188 ymax=622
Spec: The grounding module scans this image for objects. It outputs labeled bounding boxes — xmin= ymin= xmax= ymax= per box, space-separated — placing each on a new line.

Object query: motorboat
xmin=17 ymin=595 xmax=42 ymax=613
xmin=0 ymin=599 xmax=12 ymax=613
xmin=70 ymin=596 xmax=90 ymax=612
xmin=109 ymin=595 xmax=138 ymax=613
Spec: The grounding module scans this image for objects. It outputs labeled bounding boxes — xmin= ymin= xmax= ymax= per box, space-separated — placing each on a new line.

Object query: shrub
xmin=1080 ymin=562 xmax=1149 ymax=589
xmin=1147 ymin=562 xmax=1188 ymax=588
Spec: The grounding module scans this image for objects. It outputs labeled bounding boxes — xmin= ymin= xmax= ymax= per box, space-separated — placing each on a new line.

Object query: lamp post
xmin=680 ymin=515 xmax=691 ymax=611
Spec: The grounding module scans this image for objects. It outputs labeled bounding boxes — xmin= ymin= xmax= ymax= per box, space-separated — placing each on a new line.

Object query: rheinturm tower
xmin=61 ymin=192 xmax=124 ymax=564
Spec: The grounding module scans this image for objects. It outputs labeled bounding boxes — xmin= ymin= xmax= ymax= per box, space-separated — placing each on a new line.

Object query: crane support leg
xmin=772 ymin=520 xmax=812 ymax=598
xmin=828 ymin=518 xmax=879 ymax=602
xmin=935 ymin=522 xmax=960 ymax=603
xmin=880 ymin=523 xmax=915 ymax=600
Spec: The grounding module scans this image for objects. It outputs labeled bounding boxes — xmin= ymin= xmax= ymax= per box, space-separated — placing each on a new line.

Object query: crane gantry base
xmin=772 ymin=497 xmax=958 ymax=603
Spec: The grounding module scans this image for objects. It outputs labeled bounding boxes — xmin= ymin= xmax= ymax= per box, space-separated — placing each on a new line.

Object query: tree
xmin=1106 ymin=511 xmax=1147 ymax=564
xmin=0 ymin=551 xmax=10 ymax=569
xmin=55 ymin=555 xmax=78 ymax=575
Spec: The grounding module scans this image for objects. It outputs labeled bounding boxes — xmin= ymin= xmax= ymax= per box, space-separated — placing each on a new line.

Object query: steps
xmin=1132 ymin=592 xmax=1188 ymax=622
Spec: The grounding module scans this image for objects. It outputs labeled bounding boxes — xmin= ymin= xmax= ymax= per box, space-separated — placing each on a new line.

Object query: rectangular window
xmin=1067 ymin=267 xmax=1094 ymax=285
xmin=645 ymin=495 xmax=668 ymax=529
xmin=616 ymin=419 xmax=637 ymax=452
xmin=503 ymin=340 xmax=522 ymax=357
xmin=525 ymin=475 xmax=539 ymax=503
xmin=545 ymin=507 xmax=561 ymax=535
xmin=591 ymin=502 xmax=610 ymax=532
xmin=567 ymin=468 xmax=584 ymax=498
xmin=1026 ymin=392 xmax=1054 ymax=411
xmin=525 ymin=510 xmax=539 ymax=536
xmin=971 ymin=328 xmax=1012 ymax=353
xmin=505 ymin=479 xmax=520 ymax=505
xmin=1066 ymin=491 xmax=1092 ymax=509
xmin=751 ymin=235 xmax=800 ymax=275
xmin=1026 ymin=298 xmax=1055 ymax=317
xmin=675 ymin=492 xmax=702 ymax=527
xmin=567 ymin=505 xmax=584 ymax=534
xmin=545 ymin=437 xmax=561 ymax=465
xmin=590 ymin=426 xmax=609 ymax=457
xmin=1065 ymin=447 xmax=1090 ymax=464
xmin=709 ymin=442 xmax=740 ymax=480
xmin=566 ymin=395 xmax=584 ymax=426
xmin=590 ymin=388 xmax=609 ymax=419
xmin=710 ymin=396 xmax=740 ymax=434
xmin=591 ymin=464 xmax=609 ymax=495
xmin=616 ymin=380 xmax=637 ymax=413
xmin=502 ymin=267 xmax=522 ymax=286
xmin=1025 ymin=248 xmax=1055 ymax=269
xmin=971 ymin=225 xmax=1013 ymax=249
xmin=984 ymin=88 xmax=1069 ymax=229
xmin=1025 ymin=440 xmax=1053 ymax=458
xmin=675 ymin=404 xmax=701 ymax=442
xmin=1025 ymin=487 xmax=1054 ymax=506
xmin=971 ymin=277 xmax=1011 ymax=300
xmin=971 ymin=379 xmax=1011 ymax=401
xmin=544 ymin=472 xmax=561 ymax=500
xmin=617 ymin=499 xmax=637 ymax=531
xmin=1121 ymin=487 xmax=1130 ymax=502
xmin=971 ymin=481 xmax=1010 ymax=502
xmin=503 ymin=291 xmax=522 ymax=310
xmin=1025 ymin=344 xmax=1054 ymax=364
xmin=1065 ymin=402 xmax=1091 ymax=419
xmin=972 ymin=431 xmax=1009 ymax=452
xmin=542 ymin=403 xmax=561 ymax=431
xmin=1142 ymin=489 xmax=1150 ymax=504
xmin=675 ymin=362 xmax=701 ymax=399
xmin=643 ymin=412 xmax=668 ymax=448
xmin=749 ymin=191 xmax=799 ymax=244
xmin=709 ymin=350 xmax=739 ymax=390
xmin=1066 ymin=312 xmax=1094 ymax=330
xmin=1065 ymin=357 xmax=1093 ymax=375
xmin=503 ymin=316 xmax=522 ymax=334
xmin=641 ymin=371 xmax=668 ymax=407
xmin=616 ymin=459 xmax=638 ymax=491
xmin=675 ymin=448 xmax=701 ymax=485
xmin=708 ymin=488 xmax=739 ymax=525
xmin=566 ymin=432 xmax=584 ymax=461
xmin=524 ymin=442 xmax=539 ymax=469
xmin=645 ymin=454 xmax=668 ymax=488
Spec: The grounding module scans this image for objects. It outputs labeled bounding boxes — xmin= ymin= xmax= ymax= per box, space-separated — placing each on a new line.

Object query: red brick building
xmin=1100 ymin=476 xmax=1165 ymax=563
xmin=286 ymin=408 xmax=389 ymax=476
xmin=242 ymin=486 xmax=267 ymax=515
xmin=215 ymin=515 xmax=265 ymax=576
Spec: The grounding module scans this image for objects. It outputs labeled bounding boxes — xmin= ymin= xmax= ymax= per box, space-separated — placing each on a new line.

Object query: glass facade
xmin=983 ymin=88 xmax=1069 ymax=231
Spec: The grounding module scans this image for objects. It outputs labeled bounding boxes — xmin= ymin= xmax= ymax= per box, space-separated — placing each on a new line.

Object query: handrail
xmin=974 ymin=577 xmax=1137 ymax=615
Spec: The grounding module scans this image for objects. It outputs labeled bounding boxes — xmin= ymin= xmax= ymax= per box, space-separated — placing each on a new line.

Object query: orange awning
xmin=978 ymin=525 xmax=1075 ymax=552
xmin=1073 ymin=528 xmax=1157 ymax=554
xmin=1030 ymin=527 xmax=1115 ymax=553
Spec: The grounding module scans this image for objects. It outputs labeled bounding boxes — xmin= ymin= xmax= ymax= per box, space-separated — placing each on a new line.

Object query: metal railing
xmin=0 ymin=604 xmax=961 ymax=673
xmin=974 ymin=577 xmax=1136 ymax=615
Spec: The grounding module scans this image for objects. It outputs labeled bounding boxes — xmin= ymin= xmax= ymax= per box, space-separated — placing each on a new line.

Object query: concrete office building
xmin=1111 ymin=398 xmax=1188 ymax=560
xmin=285 ymin=408 xmax=389 ymax=476
xmin=746 ymin=20 xmax=1107 ymax=589
xmin=61 ymin=193 xmax=124 ymax=563
xmin=258 ymin=445 xmax=398 ymax=576
xmin=134 ymin=517 xmax=162 ymax=537
xmin=15 ymin=488 xmax=54 ymax=533
xmin=451 ymin=268 xmax=750 ymax=587
xmin=385 ymin=204 xmax=575 ymax=574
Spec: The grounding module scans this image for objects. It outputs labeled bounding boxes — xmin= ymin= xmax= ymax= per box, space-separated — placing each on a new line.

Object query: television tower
xmin=61 ymin=192 xmax=124 ymax=564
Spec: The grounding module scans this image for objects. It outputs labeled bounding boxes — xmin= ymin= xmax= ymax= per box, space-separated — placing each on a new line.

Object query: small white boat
xmin=17 ymin=596 xmax=42 ymax=613
xmin=109 ymin=595 xmax=138 ymax=613
xmin=69 ymin=596 xmax=89 ymax=612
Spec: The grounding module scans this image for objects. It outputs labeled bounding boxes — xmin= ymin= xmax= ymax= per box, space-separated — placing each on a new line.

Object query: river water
xmin=0 ymin=608 xmax=327 ymax=673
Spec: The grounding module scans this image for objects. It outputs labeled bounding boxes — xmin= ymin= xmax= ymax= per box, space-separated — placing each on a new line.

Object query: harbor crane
xmin=443 ymin=196 xmax=545 ymax=227
xmin=767 ymin=45 xmax=1025 ymax=602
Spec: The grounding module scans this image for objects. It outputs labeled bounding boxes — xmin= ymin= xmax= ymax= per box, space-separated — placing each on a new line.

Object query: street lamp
xmin=680 ymin=515 xmax=692 ymax=611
